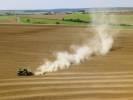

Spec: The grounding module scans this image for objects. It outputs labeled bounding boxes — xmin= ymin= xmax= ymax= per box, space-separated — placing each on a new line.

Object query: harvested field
xmin=0 ymin=16 xmax=17 ymax=24
xmin=0 ymin=24 xmax=133 ymax=100
xmin=23 ymin=14 xmax=66 ymax=19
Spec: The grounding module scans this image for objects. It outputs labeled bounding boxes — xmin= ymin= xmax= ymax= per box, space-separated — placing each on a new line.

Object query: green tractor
xmin=17 ymin=68 xmax=34 ymax=76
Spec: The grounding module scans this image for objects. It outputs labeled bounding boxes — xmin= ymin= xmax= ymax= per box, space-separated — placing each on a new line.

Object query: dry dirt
xmin=0 ymin=24 xmax=133 ymax=100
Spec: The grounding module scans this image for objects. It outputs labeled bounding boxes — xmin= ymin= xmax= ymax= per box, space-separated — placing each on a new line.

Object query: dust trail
xmin=35 ymin=12 xmax=118 ymax=75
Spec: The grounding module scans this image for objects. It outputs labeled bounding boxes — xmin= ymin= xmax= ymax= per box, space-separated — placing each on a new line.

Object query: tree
xmin=26 ymin=18 xmax=30 ymax=23
xmin=56 ymin=22 xmax=60 ymax=24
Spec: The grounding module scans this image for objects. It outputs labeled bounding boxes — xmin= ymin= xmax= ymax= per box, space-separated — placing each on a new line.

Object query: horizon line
xmin=0 ymin=7 xmax=133 ymax=11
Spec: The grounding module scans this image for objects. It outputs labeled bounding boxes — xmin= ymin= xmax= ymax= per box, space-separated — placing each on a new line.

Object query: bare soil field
xmin=0 ymin=24 xmax=133 ymax=100
xmin=0 ymin=16 xmax=17 ymax=24
xmin=23 ymin=14 xmax=66 ymax=19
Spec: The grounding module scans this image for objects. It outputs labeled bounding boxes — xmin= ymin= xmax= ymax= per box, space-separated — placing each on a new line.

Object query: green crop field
xmin=0 ymin=13 xmax=133 ymax=28
xmin=0 ymin=15 xmax=16 ymax=20
xmin=63 ymin=12 xmax=91 ymax=22
xmin=19 ymin=16 xmax=88 ymax=26
xmin=19 ymin=13 xmax=92 ymax=26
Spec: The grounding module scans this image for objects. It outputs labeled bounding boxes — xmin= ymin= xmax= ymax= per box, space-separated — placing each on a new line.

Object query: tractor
xmin=17 ymin=68 xmax=34 ymax=76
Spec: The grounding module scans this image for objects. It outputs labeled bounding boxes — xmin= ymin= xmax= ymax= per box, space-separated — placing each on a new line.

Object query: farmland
xmin=0 ymin=11 xmax=133 ymax=100
xmin=0 ymin=12 xmax=133 ymax=27
xmin=0 ymin=23 xmax=133 ymax=99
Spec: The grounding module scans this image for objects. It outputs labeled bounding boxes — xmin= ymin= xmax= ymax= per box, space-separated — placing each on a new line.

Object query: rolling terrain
xmin=0 ymin=24 xmax=133 ymax=100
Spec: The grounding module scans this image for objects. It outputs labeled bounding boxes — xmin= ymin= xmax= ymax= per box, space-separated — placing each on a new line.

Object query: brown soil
xmin=0 ymin=24 xmax=133 ymax=100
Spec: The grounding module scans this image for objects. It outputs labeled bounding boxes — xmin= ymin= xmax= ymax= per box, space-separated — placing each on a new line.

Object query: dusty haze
xmin=35 ymin=13 xmax=118 ymax=75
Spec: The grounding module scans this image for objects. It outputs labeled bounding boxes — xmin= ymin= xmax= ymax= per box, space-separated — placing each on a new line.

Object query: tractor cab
xmin=17 ymin=68 xmax=34 ymax=76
